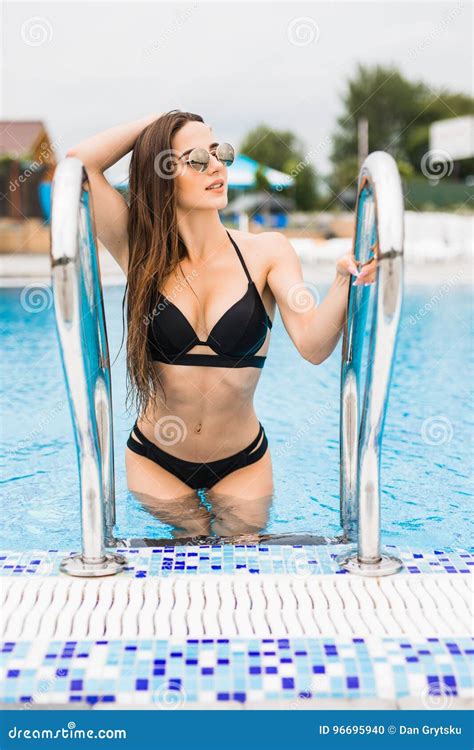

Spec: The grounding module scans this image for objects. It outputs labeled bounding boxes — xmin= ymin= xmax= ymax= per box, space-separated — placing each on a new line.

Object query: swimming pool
xmin=1 ymin=280 xmax=472 ymax=551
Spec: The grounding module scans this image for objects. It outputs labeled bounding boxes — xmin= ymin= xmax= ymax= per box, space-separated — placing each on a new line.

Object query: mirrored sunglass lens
xmin=188 ymin=148 xmax=209 ymax=172
xmin=216 ymin=143 xmax=235 ymax=165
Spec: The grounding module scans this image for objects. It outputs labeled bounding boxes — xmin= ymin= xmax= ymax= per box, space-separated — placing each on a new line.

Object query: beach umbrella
xmin=226 ymin=154 xmax=294 ymax=189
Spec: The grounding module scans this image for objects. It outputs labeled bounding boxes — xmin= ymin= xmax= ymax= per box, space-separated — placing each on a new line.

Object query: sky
xmin=2 ymin=1 xmax=472 ymax=183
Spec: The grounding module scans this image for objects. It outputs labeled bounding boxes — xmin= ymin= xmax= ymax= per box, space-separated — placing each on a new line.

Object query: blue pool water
xmin=1 ymin=281 xmax=472 ymax=551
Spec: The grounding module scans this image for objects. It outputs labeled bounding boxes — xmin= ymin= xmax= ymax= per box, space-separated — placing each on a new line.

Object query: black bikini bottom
xmin=126 ymin=420 xmax=268 ymax=491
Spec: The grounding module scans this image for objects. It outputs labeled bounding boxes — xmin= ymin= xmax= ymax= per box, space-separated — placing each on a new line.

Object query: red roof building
xmin=0 ymin=120 xmax=57 ymax=219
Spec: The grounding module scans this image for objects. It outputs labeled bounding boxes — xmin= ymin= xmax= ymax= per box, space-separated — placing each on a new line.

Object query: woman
xmin=66 ymin=109 xmax=375 ymax=539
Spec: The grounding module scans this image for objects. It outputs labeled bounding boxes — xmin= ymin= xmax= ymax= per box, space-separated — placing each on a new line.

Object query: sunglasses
xmin=176 ymin=142 xmax=235 ymax=173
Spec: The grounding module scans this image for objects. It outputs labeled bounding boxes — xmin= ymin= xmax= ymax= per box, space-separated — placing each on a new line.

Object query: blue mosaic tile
xmin=0 ymin=637 xmax=472 ymax=706
xmin=1 ymin=545 xmax=472 ymax=578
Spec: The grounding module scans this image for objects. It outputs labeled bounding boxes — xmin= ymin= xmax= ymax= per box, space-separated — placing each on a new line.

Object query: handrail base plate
xmin=60 ymin=552 xmax=127 ymax=577
xmin=337 ymin=550 xmax=403 ymax=577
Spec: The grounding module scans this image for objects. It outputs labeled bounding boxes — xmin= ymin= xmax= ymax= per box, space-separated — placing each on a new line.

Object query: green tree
xmin=329 ymin=63 xmax=474 ymax=195
xmin=239 ymin=125 xmax=319 ymax=210
xmin=254 ymin=164 xmax=271 ymax=192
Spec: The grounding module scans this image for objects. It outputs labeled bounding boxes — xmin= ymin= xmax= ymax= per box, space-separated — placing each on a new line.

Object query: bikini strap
xmin=225 ymin=231 xmax=271 ymax=331
xmin=226 ymin=229 xmax=252 ymax=283
xmin=244 ymin=422 xmax=264 ymax=454
xmin=130 ymin=419 xmax=264 ymax=458
xmin=130 ymin=421 xmax=149 ymax=446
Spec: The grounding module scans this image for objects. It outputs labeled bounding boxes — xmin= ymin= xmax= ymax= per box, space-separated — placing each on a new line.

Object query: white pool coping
xmin=1 ymin=545 xmax=472 ymax=710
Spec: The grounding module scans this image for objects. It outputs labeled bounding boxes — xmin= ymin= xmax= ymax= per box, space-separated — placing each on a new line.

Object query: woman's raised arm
xmin=65 ymin=112 xmax=164 ymax=273
xmin=66 ymin=113 xmax=163 ymax=173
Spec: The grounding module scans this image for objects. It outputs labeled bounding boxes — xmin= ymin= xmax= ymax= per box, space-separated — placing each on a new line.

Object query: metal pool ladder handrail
xmin=338 ymin=151 xmax=405 ymax=576
xmin=50 ymin=157 xmax=126 ymax=576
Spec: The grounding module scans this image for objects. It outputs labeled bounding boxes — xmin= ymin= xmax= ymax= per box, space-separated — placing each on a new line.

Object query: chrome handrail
xmin=338 ymin=151 xmax=404 ymax=576
xmin=50 ymin=157 xmax=126 ymax=576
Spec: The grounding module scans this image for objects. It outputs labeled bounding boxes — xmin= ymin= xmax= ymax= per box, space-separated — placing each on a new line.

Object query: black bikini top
xmin=148 ymin=230 xmax=273 ymax=368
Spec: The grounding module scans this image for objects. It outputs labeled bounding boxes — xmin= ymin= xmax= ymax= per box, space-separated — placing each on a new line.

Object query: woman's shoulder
xmin=226 ymin=229 xmax=292 ymax=287
xmin=227 ymin=228 xmax=288 ymax=263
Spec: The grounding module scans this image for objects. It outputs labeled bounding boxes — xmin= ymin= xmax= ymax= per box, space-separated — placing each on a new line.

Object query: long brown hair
xmin=122 ymin=109 xmax=204 ymax=417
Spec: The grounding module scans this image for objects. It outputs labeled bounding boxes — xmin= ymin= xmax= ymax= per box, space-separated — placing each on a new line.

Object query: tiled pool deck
xmin=2 ymin=544 xmax=473 ymax=578
xmin=1 ymin=544 xmax=472 ymax=710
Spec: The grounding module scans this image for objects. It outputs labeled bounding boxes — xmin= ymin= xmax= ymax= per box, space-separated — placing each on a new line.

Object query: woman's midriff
xmin=135 ymin=360 xmax=264 ymax=463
